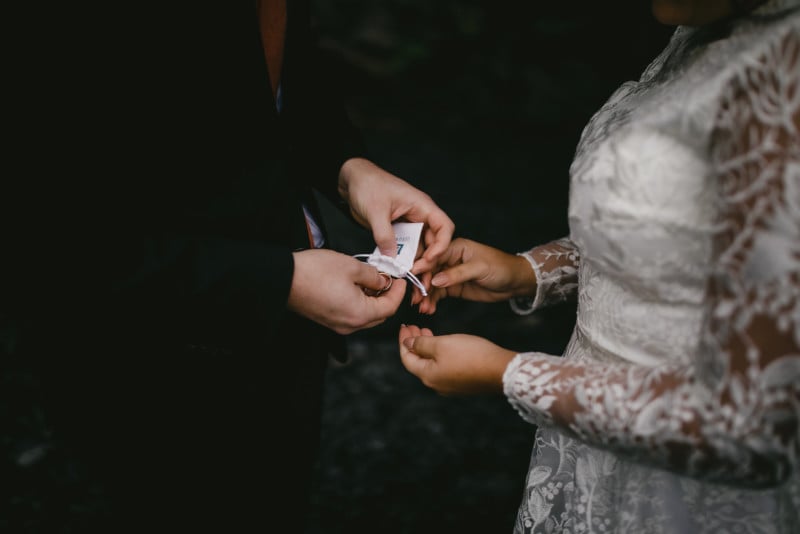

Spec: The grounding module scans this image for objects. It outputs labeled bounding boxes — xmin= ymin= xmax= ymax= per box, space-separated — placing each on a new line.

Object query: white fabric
xmin=504 ymin=2 xmax=800 ymax=532
xmin=303 ymin=204 xmax=325 ymax=248
xmin=354 ymin=221 xmax=428 ymax=294
xmin=353 ymin=252 xmax=428 ymax=295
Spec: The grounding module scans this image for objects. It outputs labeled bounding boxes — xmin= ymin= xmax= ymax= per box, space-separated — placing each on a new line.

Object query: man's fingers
xmin=421 ymin=216 xmax=455 ymax=261
xmin=412 ymin=235 xmax=457 ymax=278
xmin=371 ymin=220 xmax=398 ymax=257
xmin=416 ymin=241 xmax=448 ymax=272
xmin=361 ymin=269 xmax=395 ymax=295
xmin=364 ymin=277 xmax=406 ymax=311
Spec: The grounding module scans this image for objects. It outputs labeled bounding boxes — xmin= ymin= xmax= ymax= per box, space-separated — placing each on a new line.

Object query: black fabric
xmin=19 ymin=313 xmax=332 ymax=532
xmin=6 ymin=0 xmax=361 ymax=529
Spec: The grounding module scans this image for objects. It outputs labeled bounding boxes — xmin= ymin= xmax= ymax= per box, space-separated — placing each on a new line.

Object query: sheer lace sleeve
xmin=503 ymin=27 xmax=800 ymax=487
xmin=510 ymin=238 xmax=580 ymax=315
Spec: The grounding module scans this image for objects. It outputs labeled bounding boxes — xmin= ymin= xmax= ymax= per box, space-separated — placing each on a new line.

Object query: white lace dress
xmin=504 ymin=2 xmax=800 ymax=532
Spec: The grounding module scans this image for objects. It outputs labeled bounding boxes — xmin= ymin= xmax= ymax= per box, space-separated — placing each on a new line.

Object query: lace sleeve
xmin=510 ymin=238 xmax=580 ymax=315
xmin=503 ymin=27 xmax=800 ymax=487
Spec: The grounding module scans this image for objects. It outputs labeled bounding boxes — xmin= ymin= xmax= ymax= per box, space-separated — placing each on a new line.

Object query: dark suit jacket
xmin=5 ymin=1 xmax=363 ymax=530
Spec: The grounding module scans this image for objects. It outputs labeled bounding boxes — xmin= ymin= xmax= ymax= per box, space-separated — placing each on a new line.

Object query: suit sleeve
xmin=6 ymin=209 xmax=298 ymax=351
xmin=4 ymin=1 xmax=333 ymax=351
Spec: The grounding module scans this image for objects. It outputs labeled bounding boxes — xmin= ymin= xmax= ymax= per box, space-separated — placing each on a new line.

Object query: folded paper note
xmin=354 ymin=222 xmax=428 ymax=296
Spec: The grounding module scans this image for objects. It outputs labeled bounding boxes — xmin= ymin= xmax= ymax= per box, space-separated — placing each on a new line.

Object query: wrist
xmin=509 ymin=252 xmax=540 ymax=316
xmin=286 ymin=250 xmax=309 ymax=313
xmin=490 ymin=350 xmax=517 ymax=394
xmin=512 ymin=252 xmax=538 ymax=298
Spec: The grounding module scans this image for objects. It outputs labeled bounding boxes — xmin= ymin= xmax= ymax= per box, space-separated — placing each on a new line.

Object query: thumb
xmin=371 ymin=220 xmax=398 ymax=257
xmin=403 ymin=335 xmax=436 ymax=359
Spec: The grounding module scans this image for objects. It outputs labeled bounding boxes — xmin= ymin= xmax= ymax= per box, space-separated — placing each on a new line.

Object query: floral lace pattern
xmin=504 ymin=3 xmax=800 ymax=533
xmin=510 ymin=238 xmax=580 ymax=315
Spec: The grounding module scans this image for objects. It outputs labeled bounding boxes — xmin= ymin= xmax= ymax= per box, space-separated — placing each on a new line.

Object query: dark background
xmin=1 ymin=2 xmax=674 ymax=533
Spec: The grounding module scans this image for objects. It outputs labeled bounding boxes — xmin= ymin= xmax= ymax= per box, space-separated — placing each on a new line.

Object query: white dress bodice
xmin=503 ymin=2 xmax=800 ymax=532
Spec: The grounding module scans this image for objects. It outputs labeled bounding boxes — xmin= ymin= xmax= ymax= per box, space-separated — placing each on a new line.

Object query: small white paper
xmin=374 ymin=222 xmax=423 ymax=272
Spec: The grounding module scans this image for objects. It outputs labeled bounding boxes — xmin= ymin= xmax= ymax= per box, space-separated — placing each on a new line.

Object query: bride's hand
xmin=398 ymin=323 xmax=516 ymax=396
xmin=412 ymin=237 xmax=536 ymax=314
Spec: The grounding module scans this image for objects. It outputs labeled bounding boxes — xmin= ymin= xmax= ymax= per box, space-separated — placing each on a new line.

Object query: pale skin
xmin=399 ymin=324 xmax=516 ymax=396
xmin=411 ymin=238 xmax=537 ymax=315
xmin=288 ymin=157 xmax=455 ymax=335
xmin=399 ymin=238 xmax=527 ymax=394
xmin=399 ymin=0 xmax=771 ymax=395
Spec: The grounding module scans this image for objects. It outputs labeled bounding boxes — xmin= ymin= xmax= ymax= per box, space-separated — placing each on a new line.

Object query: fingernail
xmin=403 ymin=338 xmax=414 ymax=349
xmin=431 ymin=274 xmax=447 ymax=286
